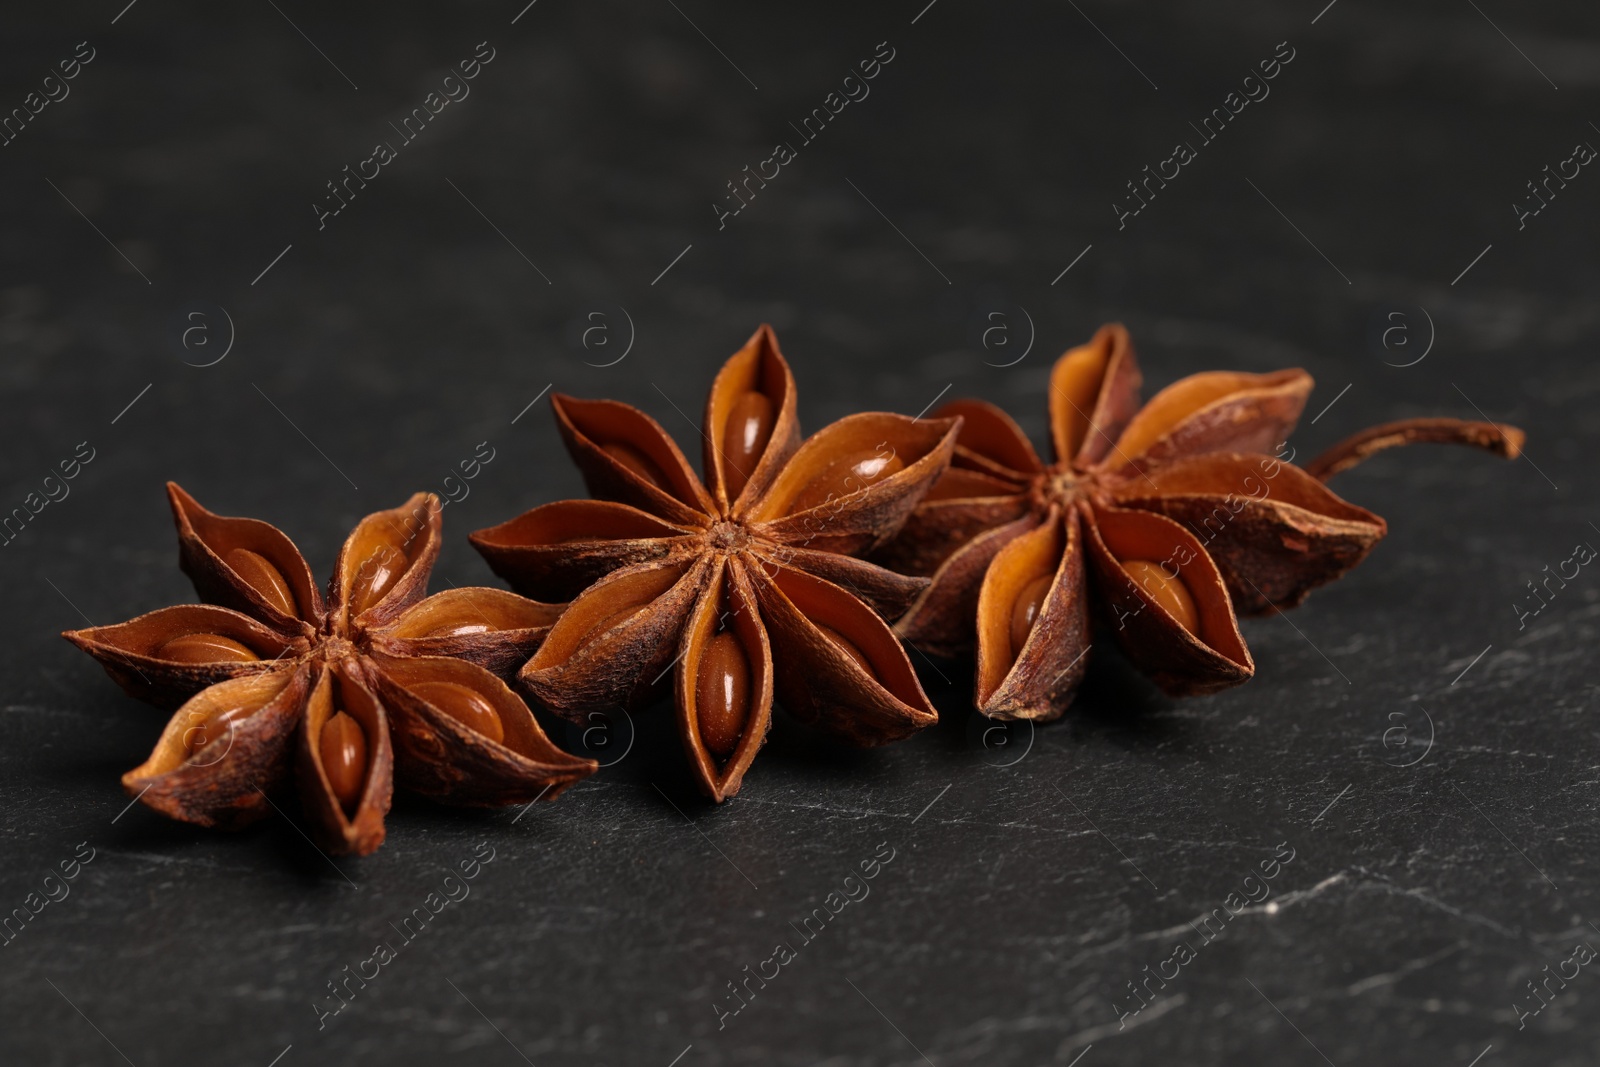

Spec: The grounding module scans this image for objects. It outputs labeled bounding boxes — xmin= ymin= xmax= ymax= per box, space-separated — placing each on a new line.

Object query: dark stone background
xmin=1 ymin=1 xmax=1595 ymax=1064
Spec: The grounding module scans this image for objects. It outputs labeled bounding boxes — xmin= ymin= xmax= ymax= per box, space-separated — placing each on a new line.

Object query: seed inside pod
xmin=696 ymin=631 xmax=750 ymax=758
xmin=225 ymin=547 xmax=297 ymax=617
xmin=602 ymin=441 xmax=669 ymax=493
xmin=815 ymin=623 xmax=873 ymax=676
xmin=156 ymin=632 xmax=260 ymax=664
xmin=788 ymin=450 xmax=905 ymax=514
xmin=348 ymin=545 xmax=404 ymax=618
xmin=184 ymin=703 xmax=254 ymax=756
xmin=421 ymin=621 xmax=492 ymax=639
xmin=1123 ymin=559 xmax=1199 ymax=636
xmin=722 ymin=391 xmax=775 ymax=500
xmin=319 ymin=710 xmax=367 ymax=813
xmin=1008 ymin=574 xmax=1054 ymax=660
xmin=408 ymin=680 xmax=505 ymax=744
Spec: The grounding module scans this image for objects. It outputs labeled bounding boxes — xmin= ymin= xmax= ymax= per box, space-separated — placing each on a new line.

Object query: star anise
xmin=470 ymin=325 xmax=960 ymax=800
xmin=63 ymin=484 xmax=595 ymax=855
xmin=876 ymin=323 xmax=1525 ymax=721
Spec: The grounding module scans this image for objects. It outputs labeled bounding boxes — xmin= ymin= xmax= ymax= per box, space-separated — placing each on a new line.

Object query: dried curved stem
xmin=1306 ymin=418 xmax=1524 ymax=481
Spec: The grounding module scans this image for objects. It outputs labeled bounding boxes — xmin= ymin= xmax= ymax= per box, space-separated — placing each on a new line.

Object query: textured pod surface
xmin=295 ymin=665 xmax=392 ymax=856
xmin=376 ymin=655 xmax=595 ymax=806
xmin=365 ymin=587 xmax=565 ymax=676
xmin=973 ymin=509 xmax=1091 ymax=720
xmin=878 ymin=322 xmax=1524 ymax=720
xmin=1113 ymin=452 xmax=1388 ymax=614
xmin=19 ymin=18 xmax=1575 ymax=1066
xmin=476 ymin=325 xmax=957 ymax=800
xmin=121 ymin=667 xmax=308 ymax=830
xmin=63 ymin=604 xmax=301 ymax=709
xmin=470 ymin=499 xmax=698 ymax=602
xmin=65 ymin=484 xmax=592 ymax=858
xmin=675 ymin=559 xmax=773 ymax=801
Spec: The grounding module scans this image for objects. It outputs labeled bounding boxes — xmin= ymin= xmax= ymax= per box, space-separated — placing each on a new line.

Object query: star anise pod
xmin=63 ymin=484 xmax=595 ymax=855
xmin=877 ymin=323 xmax=1525 ymax=721
xmin=470 ymin=325 xmax=961 ymax=800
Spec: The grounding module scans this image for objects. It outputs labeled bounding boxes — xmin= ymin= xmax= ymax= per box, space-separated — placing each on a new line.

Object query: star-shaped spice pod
xmin=470 ymin=325 xmax=961 ymax=800
xmin=877 ymin=323 xmax=1524 ymax=721
xmin=64 ymin=484 xmax=595 ymax=855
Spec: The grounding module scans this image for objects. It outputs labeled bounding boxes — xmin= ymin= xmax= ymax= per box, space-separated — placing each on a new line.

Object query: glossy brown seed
xmin=408 ymin=680 xmax=505 ymax=744
xmin=722 ymin=391 xmax=775 ymax=500
xmin=156 ymin=632 xmax=260 ymax=664
xmin=348 ymin=546 xmax=404 ymax=618
xmin=1124 ymin=559 xmax=1199 ymax=636
xmin=225 ymin=547 xmax=296 ymax=617
xmin=696 ymin=631 xmax=750 ymax=758
xmin=602 ymin=442 xmax=669 ymax=492
xmin=1008 ymin=575 xmax=1054 ymax=660
xmin=469 ymin=327 xmax=961 ymax=802
xmin=816 ymin=623 xmax=874 ymax=677
xmin=68 ymin=484 xmax=611 ymax=859
xmin=788 ymin=450 xmax=906 ymax=514
xmin=422 ymin=621 xmax=491 ymax=638
xmin=319 ymin=710 xmax=367 ymax=813
xmin=184 ymin=703 xmax=254 ymax=756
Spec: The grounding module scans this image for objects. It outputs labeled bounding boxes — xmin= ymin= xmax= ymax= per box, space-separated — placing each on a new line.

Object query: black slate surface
xmin=2 ymin=1 xmax=1596 ymax=1064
